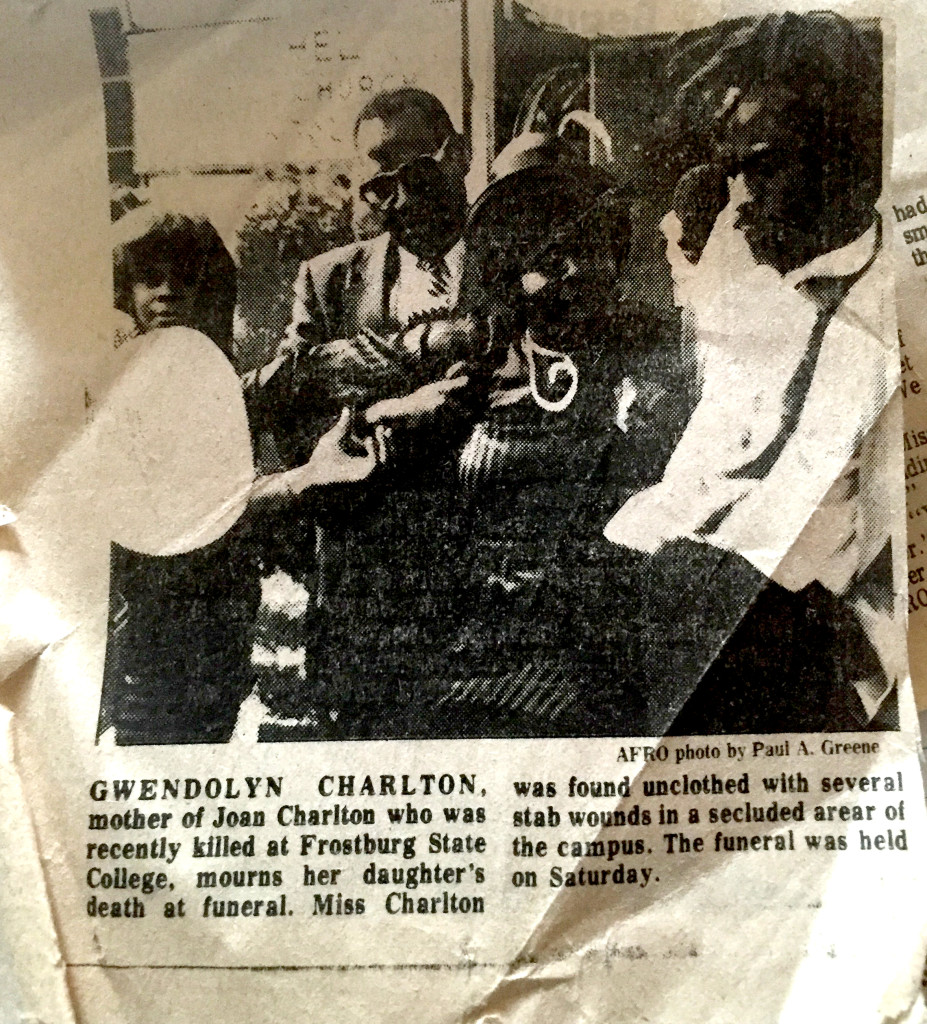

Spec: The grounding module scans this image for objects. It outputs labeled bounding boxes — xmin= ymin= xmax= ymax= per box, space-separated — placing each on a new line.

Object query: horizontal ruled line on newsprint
xmin=66 ymin=962 xmax=504 ymax=972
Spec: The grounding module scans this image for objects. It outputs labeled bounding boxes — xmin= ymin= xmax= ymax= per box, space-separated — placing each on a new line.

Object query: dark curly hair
xmin=113 ymin=209 xmax=237 ymax=357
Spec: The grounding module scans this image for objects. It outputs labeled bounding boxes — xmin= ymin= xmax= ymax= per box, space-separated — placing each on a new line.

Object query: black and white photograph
xmin=92 ymin=2 xmax=898 ymax=744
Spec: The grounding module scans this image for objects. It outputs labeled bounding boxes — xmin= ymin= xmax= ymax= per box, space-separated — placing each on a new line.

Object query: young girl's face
xmin=131 ymin=259 xmax=199 ymax=334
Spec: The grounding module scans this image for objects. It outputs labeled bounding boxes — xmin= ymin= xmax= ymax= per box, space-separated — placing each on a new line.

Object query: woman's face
xmin=518 ymin=241 xmax=619 ymax=332
xmin=131 ymin=259 xmax=200 ymax=334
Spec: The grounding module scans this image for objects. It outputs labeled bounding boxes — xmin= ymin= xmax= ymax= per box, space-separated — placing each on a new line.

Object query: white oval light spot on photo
xmin=98 ymin=326 xmax=253 ymax=555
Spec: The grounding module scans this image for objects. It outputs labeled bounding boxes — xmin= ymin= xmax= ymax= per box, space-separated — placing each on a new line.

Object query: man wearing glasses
xmin=245 ymin=87 xmax=475 ymax=468
xmin=242 ymin=89 xmax=479 ymax=733
xmin=605 ymin=12 xmax=896 ymax=732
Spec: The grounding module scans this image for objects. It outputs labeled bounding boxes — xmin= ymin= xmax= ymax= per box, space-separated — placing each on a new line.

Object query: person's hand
xmin=288 ymin=408 xmax=390 ymax=492
xmin=362 ymin=362 xmax=471 ymax=425
xmin=422 ymin=316 xmax=481 ymax=361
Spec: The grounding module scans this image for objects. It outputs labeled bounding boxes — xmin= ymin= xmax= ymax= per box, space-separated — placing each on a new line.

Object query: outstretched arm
xmin=247 ymin=408 xmax=389 ymax=508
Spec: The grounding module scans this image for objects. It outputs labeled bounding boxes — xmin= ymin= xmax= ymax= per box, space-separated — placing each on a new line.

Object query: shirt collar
xmin=397 ymin=236 xmax=465 ymax=275
xmin=782 ymin=217 xmax=880 ymax=289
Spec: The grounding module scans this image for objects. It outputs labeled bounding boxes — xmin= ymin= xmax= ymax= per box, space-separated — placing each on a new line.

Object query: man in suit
xmin=245 ymin=87 xmax=475 ymax=467
xmin=244 ymin=90 xmax=481 ymax=731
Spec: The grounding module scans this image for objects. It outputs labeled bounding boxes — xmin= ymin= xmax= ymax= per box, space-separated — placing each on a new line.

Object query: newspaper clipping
xmin=1 ymin=1 xmax=926 ymax=1022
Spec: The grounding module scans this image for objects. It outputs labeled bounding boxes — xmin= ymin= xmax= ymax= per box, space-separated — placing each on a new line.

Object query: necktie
xmin=418 ymin=256 xmax=450 ymax=297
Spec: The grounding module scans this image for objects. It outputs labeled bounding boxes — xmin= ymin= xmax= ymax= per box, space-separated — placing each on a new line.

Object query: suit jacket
xmin=247 ymin=232 xmax=471 ymax=467
xmin=243 ymin=233 xmax=404 ymax=465
xmin=285 ymin=231 xmax=399 ymax=348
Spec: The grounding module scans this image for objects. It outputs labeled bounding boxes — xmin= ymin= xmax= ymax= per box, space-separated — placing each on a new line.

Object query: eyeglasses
xmin=359 ymin=135 xmax=452 ymax=208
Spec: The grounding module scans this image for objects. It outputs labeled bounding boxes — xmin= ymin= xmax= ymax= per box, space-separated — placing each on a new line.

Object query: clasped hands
xmin=285 ymin=367 xmax=469 ymax=493
xmin=286 ymin=364 xmax=473 ymax=494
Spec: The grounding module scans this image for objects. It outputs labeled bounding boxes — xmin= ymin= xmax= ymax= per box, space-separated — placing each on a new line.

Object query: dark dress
xmin=305 ymin=305 xmax=699 ymax=738
xmin=98 ymin=519 xmax=259 ymax=745
xmin=305 ymin=302 xmax=891 ymax=739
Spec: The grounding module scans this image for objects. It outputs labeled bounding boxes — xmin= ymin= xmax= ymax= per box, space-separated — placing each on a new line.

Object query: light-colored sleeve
xmin=604 ymin=204 xmax=822 ymax=556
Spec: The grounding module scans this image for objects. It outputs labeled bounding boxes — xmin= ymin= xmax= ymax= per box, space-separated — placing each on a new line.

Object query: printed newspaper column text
xmin=903 ymin=328 xmax=927 ymax=616
xmin=893 ymin=194 xmax=927 ymax=619
xmin=86 ymin=779 xmax=181 ymax=921
xmin=894 ymin=195 xmax=927 ymax=269
xmin=506 ymin=739 xmax=912 ymax=897
xmin=297 ymin=772 xmax=487 ymax=918
xmin=86 ymin=772 xmax=488 ymax=923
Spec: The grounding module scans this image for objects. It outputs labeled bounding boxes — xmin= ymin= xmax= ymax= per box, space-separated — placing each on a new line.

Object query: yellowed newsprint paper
xmin=2 ymin=1 xmax=926 ymax=1022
